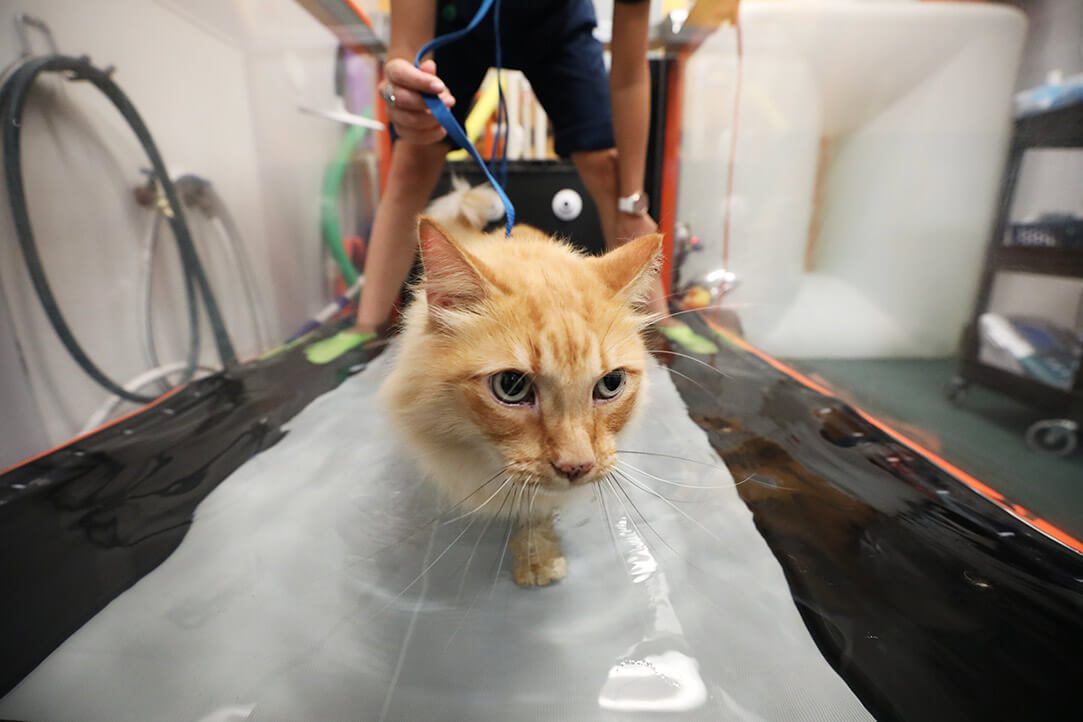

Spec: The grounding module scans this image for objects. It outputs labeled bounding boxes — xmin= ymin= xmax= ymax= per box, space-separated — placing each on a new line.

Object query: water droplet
xmin=964 ymin=570 xmax=992 ymax=590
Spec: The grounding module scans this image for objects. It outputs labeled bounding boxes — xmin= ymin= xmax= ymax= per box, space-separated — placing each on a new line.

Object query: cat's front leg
xmin=510 ymin=514 xmax=566 ymax=588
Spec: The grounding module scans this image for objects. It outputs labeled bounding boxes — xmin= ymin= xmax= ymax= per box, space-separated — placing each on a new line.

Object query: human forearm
xmin=385 ymin=0 xmax=454 ymax=144
xmin=388 ymin=0 xmax=437 ymax=60
xmin=609 ymin=1 xmax=651 ymax=198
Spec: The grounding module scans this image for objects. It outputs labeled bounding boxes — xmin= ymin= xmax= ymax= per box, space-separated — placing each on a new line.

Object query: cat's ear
xmin=594 ymin=233 xmax=663 ymax=306
xmin=417 ymin=217 xmax=493 ymax=314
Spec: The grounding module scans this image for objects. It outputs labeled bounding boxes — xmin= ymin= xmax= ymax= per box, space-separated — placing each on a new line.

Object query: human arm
xmin=609 ymin=0 xmax=657 ymax=240
xmin=381 ymin=0 xmax=456 ymax=144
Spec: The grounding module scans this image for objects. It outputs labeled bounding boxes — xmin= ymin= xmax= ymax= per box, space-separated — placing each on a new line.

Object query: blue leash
xmin=415 ymin=0 xmax=515 ymax=235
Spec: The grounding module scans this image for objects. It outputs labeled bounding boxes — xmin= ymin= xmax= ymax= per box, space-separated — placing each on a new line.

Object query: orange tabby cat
xmin=381 ymin=186 xmax=661 ymax=587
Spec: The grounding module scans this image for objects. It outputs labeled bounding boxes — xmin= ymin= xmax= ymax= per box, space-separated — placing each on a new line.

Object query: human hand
xmin=615 ymin=210 xmax=658 ymax=245
xmin=380 ymin=58 xmax=456 ymax=144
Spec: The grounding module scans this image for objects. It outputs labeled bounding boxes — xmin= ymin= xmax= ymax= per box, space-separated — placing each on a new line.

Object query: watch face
xmin=621 ymin=192 xmax=648 ymax=214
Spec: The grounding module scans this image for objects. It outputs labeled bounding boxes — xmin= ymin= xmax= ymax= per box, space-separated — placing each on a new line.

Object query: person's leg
xmin=544 ymin=4 xmax=713 ymax=352
xmin=354 ymin=141 xmax=449 ymax=333
xmin=571 ymin=149 xmax=618 ymax=250
xmin=524 ymin=2 xmax=673 ymax=324
xmin=573 ymin=149 xmax=670 ymax=321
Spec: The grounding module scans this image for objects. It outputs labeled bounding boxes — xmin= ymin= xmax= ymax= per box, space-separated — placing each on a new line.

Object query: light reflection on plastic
xmin=597 ymin=516 xmax=708 ymax=713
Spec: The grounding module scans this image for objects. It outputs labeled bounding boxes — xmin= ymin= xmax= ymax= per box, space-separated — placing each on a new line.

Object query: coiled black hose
xmin=1 ymin=55 xmax=236 ymax=403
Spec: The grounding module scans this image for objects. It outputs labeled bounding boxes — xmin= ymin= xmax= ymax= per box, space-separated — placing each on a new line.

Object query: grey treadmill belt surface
xmin=0 ymin=356 xmax=871 ymax=722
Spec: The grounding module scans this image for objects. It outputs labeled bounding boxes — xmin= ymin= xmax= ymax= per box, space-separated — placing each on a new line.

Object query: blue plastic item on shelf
xmin=1015 ymin=72 xmax=1083 ymax=117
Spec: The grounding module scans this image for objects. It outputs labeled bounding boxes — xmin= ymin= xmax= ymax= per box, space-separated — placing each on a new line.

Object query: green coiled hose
xmin=320 ymin=123 xmax=369 ymax=286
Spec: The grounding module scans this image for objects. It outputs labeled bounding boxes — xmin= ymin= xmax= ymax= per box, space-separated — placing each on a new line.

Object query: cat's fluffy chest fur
xmin=381 ymin=183 xmax=661 ymax=587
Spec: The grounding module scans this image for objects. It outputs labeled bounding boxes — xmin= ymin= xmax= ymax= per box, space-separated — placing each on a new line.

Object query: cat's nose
xmin=551 ymin=460 xmax=594 ymax=482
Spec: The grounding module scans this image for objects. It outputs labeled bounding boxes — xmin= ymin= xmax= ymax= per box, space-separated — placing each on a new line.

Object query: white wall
xmin=1009 ymin=0 xmax=1083 ymax=91
xmin=0 ymin=0 xmax=351 ymax=468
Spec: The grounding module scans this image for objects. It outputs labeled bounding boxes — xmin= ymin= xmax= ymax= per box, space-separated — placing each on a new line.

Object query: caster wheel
xmin=1025 ymin=419 xmax=1078 ymax=457
xmin=945 ymin=377 xmax=969 ymax=405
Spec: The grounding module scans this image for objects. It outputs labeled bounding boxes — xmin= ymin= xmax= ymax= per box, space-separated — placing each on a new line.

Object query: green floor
xmin=790 ymin=358 xmax=1083 ymax=541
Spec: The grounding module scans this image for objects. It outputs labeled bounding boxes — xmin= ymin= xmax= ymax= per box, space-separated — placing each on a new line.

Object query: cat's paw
xmin=513 ymin=553 xmax=567 ymax=588
xmin=510 ymin=517 xmax=566 ymax=588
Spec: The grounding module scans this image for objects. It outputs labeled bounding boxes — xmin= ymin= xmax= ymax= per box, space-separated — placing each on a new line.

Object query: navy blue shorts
xmin=429 ymin=0 xmax=615 ymax=158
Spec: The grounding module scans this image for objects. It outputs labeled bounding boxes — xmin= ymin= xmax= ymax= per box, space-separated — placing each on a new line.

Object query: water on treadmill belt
xmin=0 ymin=354 xmax=872 ymax=722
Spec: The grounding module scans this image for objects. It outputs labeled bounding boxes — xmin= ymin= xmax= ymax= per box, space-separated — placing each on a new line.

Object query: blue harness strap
xmin=414 ymin=0 xmax=515 ymax=236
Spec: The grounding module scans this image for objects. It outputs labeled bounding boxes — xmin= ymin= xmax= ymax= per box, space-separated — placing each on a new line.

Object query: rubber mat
xmin=0 ymin=354 xmax=870 ymax=722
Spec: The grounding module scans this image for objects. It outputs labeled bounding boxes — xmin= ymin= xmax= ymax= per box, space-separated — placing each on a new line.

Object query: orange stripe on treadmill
xmin=702 ymin=316 xmax=1083 ymax=556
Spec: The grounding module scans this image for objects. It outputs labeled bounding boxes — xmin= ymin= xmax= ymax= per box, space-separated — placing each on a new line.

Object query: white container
xmin=678 ymin=1 xmax=1027 ymax=358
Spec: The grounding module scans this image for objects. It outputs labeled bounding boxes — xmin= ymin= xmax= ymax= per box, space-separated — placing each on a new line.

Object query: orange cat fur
xmin=381 ymin=191 xmax=661 ymax=587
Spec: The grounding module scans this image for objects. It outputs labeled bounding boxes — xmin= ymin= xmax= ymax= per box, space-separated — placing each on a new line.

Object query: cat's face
xmin=385 ymin=219 xmax=662 ymax=495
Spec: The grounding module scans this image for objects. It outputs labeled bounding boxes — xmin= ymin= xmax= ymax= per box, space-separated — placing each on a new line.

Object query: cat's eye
xmin=594 ymin=369 xmax=626 ymax=401
xmin=491 ymin=371 xmax=535 ymax=405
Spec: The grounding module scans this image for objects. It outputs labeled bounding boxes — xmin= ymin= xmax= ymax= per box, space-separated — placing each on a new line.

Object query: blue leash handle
xmin=414 ymin=0 xmax=515 ymax=235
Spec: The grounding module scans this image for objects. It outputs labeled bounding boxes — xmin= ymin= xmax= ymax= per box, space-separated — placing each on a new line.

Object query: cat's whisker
xmin=443 ymin=585 xmax=482 ymax=655
xmin=608 ymin=474 xmax=730 ymax=587
xmin=441 ymin=475 xmax=513 ymax=525
xmin=527 ymin=485 xmax=535 ymax=569
xmin=607 ymin=466 xmax=688 ymax=502
xmin=598 ymin=304 xmax=626 ymax=356
xmin=597 ymin=304 xmax=745 ymax=369
xmin=532 ymin=485 xmax=542 ymax=554
xmin=441 ymin=465 xmax=511 ymax=516
xmin=599 ymin=302 xmax=743 ymax=355
xmin=384 ymin=514 xmax=481 ymax=611
xmin=597 ymin=476 xmax=626 ymax=572
xmin=601 ymin=325 xmax=651 ymax=359
xmin=616 ymin=452 xmax=753 ymax=489
xmin=651 ymin=348 xmax=733 ymax=379
xmin=489 ymin=483 xmax=524 ymax=597
xmin=520 ymin=479 xmax=529 ymax=513
xmin=455 ymin=480 xmax=513 ymax=601
xmin=443 ymin=486 xmax=516 ymax=652
xmin=383 ymin=472 xmax=522 ymax=607
xmin=616 ymin=449 xmax=726 ymax=471
xmin=613 ymin=468 xmax=727 ymax=547
xmin=353 ymin=466 xmax=510 ymax=564
xmin=604 ymin=475 xmax=690 ymax=572
xmin=650 ymin=303 xmax=747 ymax=325
xmin=663 ymin=366 xmax=727 ymax=412
xmin=602 ymin=309 xmax=713 ymax=355
xmin=616 ymin=459 xmax=730 ymax=491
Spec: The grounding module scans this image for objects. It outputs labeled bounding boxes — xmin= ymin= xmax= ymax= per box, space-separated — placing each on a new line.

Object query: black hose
xmin=142 ymin=208 xmax=203 ymax=393
xmin=1 ymin=55 xmax=236 ymax=403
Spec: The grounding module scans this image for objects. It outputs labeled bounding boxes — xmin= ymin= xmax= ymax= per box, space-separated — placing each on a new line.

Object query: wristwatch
xmin=618 ymin=190 xmax=649 ymax=216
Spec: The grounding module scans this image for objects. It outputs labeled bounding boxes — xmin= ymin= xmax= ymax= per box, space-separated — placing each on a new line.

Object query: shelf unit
xmin=952 ymin=100 xmax=1083 ymax=455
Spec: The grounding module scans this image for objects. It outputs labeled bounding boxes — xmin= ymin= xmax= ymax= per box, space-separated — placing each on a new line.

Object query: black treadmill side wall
xmin=1 ymin=317 xmax=1081 ymax=722
xmin=0 ymin=335 xmax=382 ymax=697
xmin=673 ymin=314 xmax=1083 ymax=722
